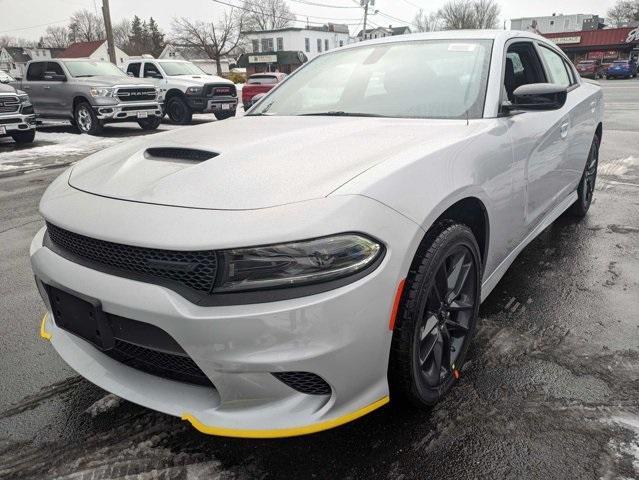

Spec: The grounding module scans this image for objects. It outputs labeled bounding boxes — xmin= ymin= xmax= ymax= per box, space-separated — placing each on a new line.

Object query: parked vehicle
xmin=0 ymin=83 xmax=36 ymax=144
xmin=123 ymin=58 xmax=237 ymax=123
xmin=32 ymin=31 xmax=603 ymax=438
xmin=606 ymin=59 xmax=638 ymax=79
xmin=576 ymin=59 xmax=602 ymax=79
xmin=12 ymin=59 xmax=163 ymax=135
xmin=242 ymin=72 xmax=286 ymax=110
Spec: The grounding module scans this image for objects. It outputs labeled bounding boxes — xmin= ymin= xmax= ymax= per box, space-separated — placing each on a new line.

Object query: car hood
xmin=73 ymin=76 xmax=156 ymax=87
xmin=68 ymin=116 xmax=478 ymax=210
xmin=167 ymin=74 xmax=233 ymax=85
xmin=0 ymin=83 xmax=18 ymax=94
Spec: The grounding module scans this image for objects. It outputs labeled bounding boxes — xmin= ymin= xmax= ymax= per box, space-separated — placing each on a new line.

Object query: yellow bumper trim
xmin=181 ymin=395 xmax=390 ymax=438
xmin=40 ymin=313 xmax=52 ymax=340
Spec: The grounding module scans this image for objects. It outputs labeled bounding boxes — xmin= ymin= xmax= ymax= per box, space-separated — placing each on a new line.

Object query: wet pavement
xmin=0 ymin=79 xmax=638 ymax=479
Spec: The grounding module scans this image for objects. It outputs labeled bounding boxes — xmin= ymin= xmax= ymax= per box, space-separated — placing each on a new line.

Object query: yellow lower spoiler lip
xmin=181 ymin=395 xmax=390 ymax=439
xmin=40 ymin=313 xmax=52 ymax=340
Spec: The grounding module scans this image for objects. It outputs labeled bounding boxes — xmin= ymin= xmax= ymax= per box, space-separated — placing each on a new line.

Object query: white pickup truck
xmin=123 ymin=58 xmax=237 ymax=124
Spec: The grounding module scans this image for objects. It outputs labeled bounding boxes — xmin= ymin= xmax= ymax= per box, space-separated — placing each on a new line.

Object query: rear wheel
xmin=10 ymin=129 xmax=35 ymax=144
xmin=214 ymin=110 xmax=236 ymax=120
xmin=569 ymin=134 xmax=599 ymax=217
xmin=137 ymin=116 xmax=162 ymax=131
xmin=166 ymin=96 xmax=193 ymax=125
xmin=74 ymin=102 xmax=103 ymax=135
xmin=389 ymin=223 xmax=481 ymax=407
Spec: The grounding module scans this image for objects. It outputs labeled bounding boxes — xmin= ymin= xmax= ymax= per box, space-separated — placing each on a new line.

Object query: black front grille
xmin=204 ymin=83 xmax=237 ymax=97
xmin=272 ymin=371 xmax=331 ymax=395
xmin=0 ymin=118 xmax=20 ymax=124
xmin=105 ymin=339 xmax=213 ymax=386
xmin=46 ymin=223 xmax=218 ymax=294
xmin=116 ymin=87 xmax=157 ymax=102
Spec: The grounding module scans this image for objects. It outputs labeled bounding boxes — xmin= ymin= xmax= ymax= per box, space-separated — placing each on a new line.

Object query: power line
xmin=211 ymin=0 xmax=363 ymax=25
xmin=398 ymin=0 xmax=422 ymax=9
xmin=375 ymin=10 xmax=419 ymax=28
xmin=288 ymin=0 xmax=360 ymax=9
xmin=0 ymin=19 xmax=69 ymax=35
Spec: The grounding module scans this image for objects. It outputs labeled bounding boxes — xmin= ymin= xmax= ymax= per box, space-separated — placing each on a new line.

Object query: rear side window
xmin=127 ymin=62 xmax=141 ymax=77
xmin=45 ymin=62 xmax=65 ymax=79
xmin=143 ymin=62 xmax=162 ymax=78
xmin=539 ymin=46 xmax=571 ymax=87
xmin=26 ymin=62 xmax=46 ymax=81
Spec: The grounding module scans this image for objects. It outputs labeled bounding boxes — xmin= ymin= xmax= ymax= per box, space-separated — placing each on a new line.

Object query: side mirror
xmin=251 ymin=92 xmax=267 ymax=103
xmin=127 ymin=71 xmax=135 ymax=77
xmin=503 ymin=83 xmax=567 ymax=113
xmin=43 ymin=71 xmax=66 ymax=82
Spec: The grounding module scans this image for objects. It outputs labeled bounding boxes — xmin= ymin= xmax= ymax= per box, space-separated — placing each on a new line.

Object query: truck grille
xmin=0 ymin=95 xmax=20 ymax=114
xmin=46 ymin=222 xmax=218 ymax=294
xmin=204 ymin=84 xmax=237 ymax=97
xmin=116 ymin=87 xmax=157 ymax=102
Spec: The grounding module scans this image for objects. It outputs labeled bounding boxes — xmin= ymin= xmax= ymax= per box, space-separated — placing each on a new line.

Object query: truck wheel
xmin=214 ymin=110 xmax=235 ymax=120
xmin=137 ymin=117 xmax=162 ymax=131
xmin=10 ymin=129 xmax=36 ymax=144
xmin=166 ymin=96 xmax=192 ymax=125
xmin=74 ymin=102 xmax=103 ymax=135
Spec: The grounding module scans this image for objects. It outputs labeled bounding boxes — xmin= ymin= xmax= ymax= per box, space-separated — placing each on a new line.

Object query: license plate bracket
xmin=137 ymin=111 xmax=149 ymax=119
xmin=46 ymin=285 xmax=114 ymax=350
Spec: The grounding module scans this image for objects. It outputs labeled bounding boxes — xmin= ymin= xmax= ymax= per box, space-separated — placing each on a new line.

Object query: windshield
xmin=250 ymin=39 xmax=493 ymax=119
xmin=159 ymin=62 xmax=206 ymax=76
xmin=64 ymin=61 xmax=126 ymax=78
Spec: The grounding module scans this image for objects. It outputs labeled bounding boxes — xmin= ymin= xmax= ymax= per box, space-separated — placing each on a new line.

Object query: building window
xmin=276 ymin=37 xmax=283 ymax=51
xmin=261 ymin=38 xmax=274 ymax=52
xmin=317 ymin=38 xmax=322 ymax=52
xmin=252 ymin=39 xmax=259 ymax=53
xmin=305 ymin=37 xmax=310 ymax=52
xmin=339 ymin=40 xmax=343 ymax=47
xmin=325 ymin=39 xmax=329 ymax=51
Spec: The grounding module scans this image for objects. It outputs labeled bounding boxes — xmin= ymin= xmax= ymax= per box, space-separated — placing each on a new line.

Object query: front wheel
xmin=568 ymin=134 xmax=599 ymax=217
xmin=389 ymin=223 xmax=481 ymax=407
xmin=214 ymin=110 xmax=236 ymax=120
xmin=137 ymin=116 xmax=162 ymax=131
xmin=166 ymin=96 xmax=193 ymax=125
xmin=74 ymin=102 xmax=103 ymax=135
xmin=10 ymin=129 xmax=36 ymax=144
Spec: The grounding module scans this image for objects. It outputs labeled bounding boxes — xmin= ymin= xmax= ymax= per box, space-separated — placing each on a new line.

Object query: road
xmin=0 ymin=80 xmax=638 ymax=480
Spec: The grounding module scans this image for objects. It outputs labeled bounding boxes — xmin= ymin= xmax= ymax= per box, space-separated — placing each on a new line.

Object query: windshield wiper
xmin=299 ymin=111 xmax=386 ymax=117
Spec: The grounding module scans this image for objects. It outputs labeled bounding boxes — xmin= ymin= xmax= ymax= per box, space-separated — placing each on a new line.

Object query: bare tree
xmin=41 ymin=26 xmax=70 ymax=48
xmin=438 ymin=0 xmax=500 ymax=30
xmin=242 ymin=0 xmax=295 ymax=31
xmin=414 ymin=9 xmax=442 ymax=32
xmin=607 ymin=0 xmax=639 ymax=26
xmin=171 ymin=11 xmax=244 ymax=75
xmin=113 ymin=19 xmax=132 ymax=51
xmin=0 ymin=36 xmax=37 ymax=48
xmin=68 ymin=9 xmax=105 ymax=43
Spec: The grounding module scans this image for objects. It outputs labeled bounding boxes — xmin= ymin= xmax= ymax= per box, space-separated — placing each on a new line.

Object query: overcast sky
xmin=0 ymin=0 xmax=619 ymax=42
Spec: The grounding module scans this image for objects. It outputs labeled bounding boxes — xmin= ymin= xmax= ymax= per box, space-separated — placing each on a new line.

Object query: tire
xmin=568 ymin=133 xmax=599 ymax=217
xmin=137 ymin=116 xmax=162 ymax=131
xmin=10 ymin=129 xmax=35 ymax=144
xmin=166 ymin=96 xmax=193 ymax=125
xmin=389 ymin=222 xmax=481 ymax=407
xmin=74 ymin=101 xmax=103 ymax=135
xmin=214 ymin=110 xmax=236 ymax=120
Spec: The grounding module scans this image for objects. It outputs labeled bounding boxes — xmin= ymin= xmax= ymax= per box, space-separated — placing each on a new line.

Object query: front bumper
xmin=31 ymin=180 xmax=424 ymax=437
xmin=93 ymin=102 xmax=163 ymax=121
xmin=187 ymin=95 xmax=237 ymax=113
xmin=0 ymin=112 xmax=37 ymax=134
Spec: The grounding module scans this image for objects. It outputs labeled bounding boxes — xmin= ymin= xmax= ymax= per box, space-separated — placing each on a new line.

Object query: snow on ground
xmin=0 ymin=131 xmax=122 ymax=165
xmin=599 ymin=156 xmax=639 ymax=177
xmin=85 ymin=393 xmax=123 ymax=417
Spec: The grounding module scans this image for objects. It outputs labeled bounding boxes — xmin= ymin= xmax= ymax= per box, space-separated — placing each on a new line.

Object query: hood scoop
xmin=145 ymin=147 xmax=218 ymax=162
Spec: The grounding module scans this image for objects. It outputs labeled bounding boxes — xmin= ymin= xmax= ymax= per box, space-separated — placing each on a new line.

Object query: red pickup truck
xmin=242 ymin=73 xmax=287 ymax=110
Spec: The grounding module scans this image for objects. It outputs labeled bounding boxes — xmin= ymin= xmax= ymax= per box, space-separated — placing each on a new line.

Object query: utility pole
xmin=360 ymin=0 xmax=375 ymax=41
xmin=102 ymin=0 xmax=116 ymax=64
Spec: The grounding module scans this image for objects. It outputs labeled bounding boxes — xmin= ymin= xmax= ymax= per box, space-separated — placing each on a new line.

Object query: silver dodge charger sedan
xmin=31 ymin=30 xmax=603 ymax=438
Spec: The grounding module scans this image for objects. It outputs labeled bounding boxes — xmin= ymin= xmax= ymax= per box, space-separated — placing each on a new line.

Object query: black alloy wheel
xmin=10 ymin=129 xmax=36 ymax=144
xmin=137 ymin=116 xmax=162 ymax=131
xmin=389 ymin=223 xmax=481 ymax=407
xmin=569 ymin=133 xmax=599 ymax=217
xmin=214 ymin=110 xmax=236 ymax=120
xmin=166 ymin=96 xmax=193 ymax=125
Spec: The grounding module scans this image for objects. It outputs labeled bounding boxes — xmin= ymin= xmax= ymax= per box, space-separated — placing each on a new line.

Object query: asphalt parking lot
xmin=0 ymin=80 xmax=638 ymax=480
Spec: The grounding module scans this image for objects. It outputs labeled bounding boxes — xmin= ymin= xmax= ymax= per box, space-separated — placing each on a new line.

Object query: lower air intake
xmin=272 ymin=371 xmax=331 ymax=395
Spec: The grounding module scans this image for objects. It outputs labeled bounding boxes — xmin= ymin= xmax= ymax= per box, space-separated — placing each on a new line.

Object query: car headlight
xmin=90 ymin=87 xmax=114 ymax=97
xmin=18 ymin=94 xmax=31 ymax=104
xmin=185 ymin=86 xmax=203 ymax=96
xmin=214 ymin=234 xmax=383 ymax=293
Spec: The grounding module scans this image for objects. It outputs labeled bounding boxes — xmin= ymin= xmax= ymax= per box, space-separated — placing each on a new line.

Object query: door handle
xmin=43 ymin=85 xmax=51 ymax=89
xmin=23 ymin=86 xmax=30 ymax=90
xmin=560 ymin=121 xmax=569 ymax=139
xmin=590 ymin=100 xmax=597 ymax=113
